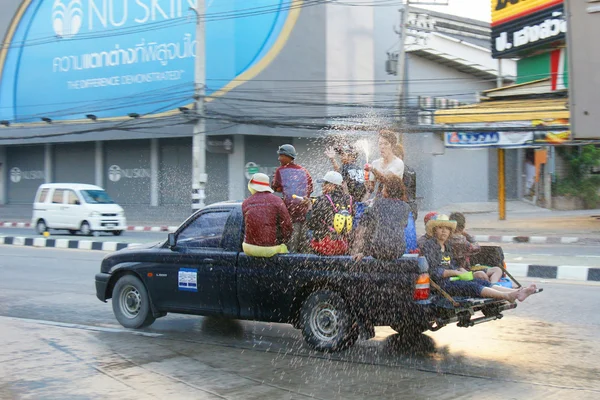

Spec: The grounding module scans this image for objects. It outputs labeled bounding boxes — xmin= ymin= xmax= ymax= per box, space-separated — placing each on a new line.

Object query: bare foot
xmin=517 ymin=285 xmax=537 ymax=302
xmin=507 ymin=291 xmax=519 ymax=303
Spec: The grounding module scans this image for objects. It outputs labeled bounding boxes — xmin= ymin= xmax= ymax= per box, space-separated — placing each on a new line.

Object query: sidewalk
xmin=2 ymin=201 xmax=600 ymax=242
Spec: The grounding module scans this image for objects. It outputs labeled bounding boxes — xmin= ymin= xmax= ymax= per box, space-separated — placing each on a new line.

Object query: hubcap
xmin=81 ymin=224 xmax=90 ymax=235
xmin=119 ymin=285 xmax=141 ymax=318
xmin=37 ymin=222 xmax=46 ymax=232
xmin=310 ymin=302 xmax=340 ymax=341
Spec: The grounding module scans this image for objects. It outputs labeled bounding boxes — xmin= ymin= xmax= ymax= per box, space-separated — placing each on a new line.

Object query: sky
xmin=418 ymin=0 xmax=491 ymax=23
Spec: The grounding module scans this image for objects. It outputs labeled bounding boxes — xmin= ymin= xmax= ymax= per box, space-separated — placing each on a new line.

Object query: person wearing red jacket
xmin=242 ymin=173 xmax=293 ymax=257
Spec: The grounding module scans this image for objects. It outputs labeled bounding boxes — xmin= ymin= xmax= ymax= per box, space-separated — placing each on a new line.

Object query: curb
xmin=1 ymin=222 xmax=599 ymax=243
xmin=473 ymin=235 xmax=600 ymax=245
xmin=0 ymin=221 xmax=178 ymax=232
xmin=505 ymin=262 xmax=600 ymax=282
xmin=1 ymin=235 xmax=599 ymax=282
xmin=0 ymin=236 xmax=140 ymax=252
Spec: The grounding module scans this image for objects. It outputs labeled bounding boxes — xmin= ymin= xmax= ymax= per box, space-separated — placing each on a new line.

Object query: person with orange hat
xmin=419 ymin=214 xmax=540 ymax=303
xmin=242 ymin=173 xmax=293 ymax=258
xmin=417 ymin=211 xmax=438 ymax=249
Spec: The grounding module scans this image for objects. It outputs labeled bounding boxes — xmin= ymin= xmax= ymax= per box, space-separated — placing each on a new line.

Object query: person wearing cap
xmin=324 ymin=144 xmax=367 ymax=201
xmin=271 ymin=144 xmax=314 ymax=253
xmin=352 ymin=175 xmax=410 ymax=261
xmin=242 ymin=173 xmax=293 ymax=258
xmin=417 ymin=211 xmax=438 ymax=249
xmin=307 ymin=171 xmax=355 ymax=256
xmin=419 ymin=214 xmax=539 ymax=303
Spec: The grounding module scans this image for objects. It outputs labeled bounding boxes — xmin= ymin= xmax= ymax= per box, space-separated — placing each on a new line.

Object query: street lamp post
xmin=190 ymin=2 xmax=207 ymax=210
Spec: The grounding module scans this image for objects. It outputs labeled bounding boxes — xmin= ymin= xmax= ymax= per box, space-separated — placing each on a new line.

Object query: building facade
xmin=374 ymin=5 xmax=517 ymax=210
xmin=0 ymin=0 xmax=375 ymax=206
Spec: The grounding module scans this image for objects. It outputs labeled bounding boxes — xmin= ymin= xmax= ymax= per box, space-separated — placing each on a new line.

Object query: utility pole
xmin=396 ymin=0 xmax=410 ymax=140
xmin=190 ymin=1 xmax=207 ymax=211
xmin=496 ymin=59 xmax=506 ymax=220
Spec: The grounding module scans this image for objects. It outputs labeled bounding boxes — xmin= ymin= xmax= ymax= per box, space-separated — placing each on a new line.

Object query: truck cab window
xmin=177 ymin=211 xmax=231 ymax=249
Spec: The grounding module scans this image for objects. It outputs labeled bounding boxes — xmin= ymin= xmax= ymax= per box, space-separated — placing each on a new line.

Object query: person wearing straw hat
xmin=419 ymin=214 xmax=540 ymax=303
xmin=242 ymin=173 xmax=293 ymax=258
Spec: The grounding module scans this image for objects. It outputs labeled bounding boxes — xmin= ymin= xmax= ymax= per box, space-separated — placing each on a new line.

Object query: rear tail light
xmin=414 ymin=273 xmax=430 ymax=301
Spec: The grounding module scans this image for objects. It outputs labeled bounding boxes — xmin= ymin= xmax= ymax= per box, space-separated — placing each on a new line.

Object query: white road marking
xmin=0 ymin=316 xmax=163 ymax=337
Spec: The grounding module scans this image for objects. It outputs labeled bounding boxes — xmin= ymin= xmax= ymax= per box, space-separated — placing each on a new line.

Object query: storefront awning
xmin=434 ymin=98 xmax=569 ymax=125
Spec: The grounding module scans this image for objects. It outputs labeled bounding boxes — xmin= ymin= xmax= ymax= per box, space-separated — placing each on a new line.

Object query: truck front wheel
xmin=301 ymin=290 xmax=358 ymax=352
xmin=112 ymin=274 xmax=155 ymax=329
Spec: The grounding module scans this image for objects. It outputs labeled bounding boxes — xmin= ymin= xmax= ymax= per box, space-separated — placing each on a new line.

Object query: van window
xmin=37 ymin=188 xmax=49 ymax=203
xmin=66 ymin=190 xmax=80 ymax=205
xmin=52 ymin=189 xmax=65 ymax=204
xmin=81 ymin=190 xmax=115 ymax=204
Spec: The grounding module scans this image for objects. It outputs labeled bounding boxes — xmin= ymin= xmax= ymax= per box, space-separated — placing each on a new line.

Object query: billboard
xmin=0 ymin=0 xmax=301 ymax=123
xmin=491 ymin=0 xmax=566 ymax=58
xmin=565 ymin=0 xmax=600 ymax=140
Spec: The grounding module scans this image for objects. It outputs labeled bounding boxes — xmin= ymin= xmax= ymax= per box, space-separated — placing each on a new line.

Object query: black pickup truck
xmin=95 ymin=201 xmax=517 ymax=351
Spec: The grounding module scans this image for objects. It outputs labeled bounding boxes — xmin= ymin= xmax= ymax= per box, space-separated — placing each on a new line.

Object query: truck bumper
xmin=95 ymin=273 xmax=111 ymax=302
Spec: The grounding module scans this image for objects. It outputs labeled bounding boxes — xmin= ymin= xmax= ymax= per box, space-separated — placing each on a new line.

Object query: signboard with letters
xmin=0 ymin=0 xmax=299 ymax=123
xmin=491 ymin=0 xmax=566 ymax=59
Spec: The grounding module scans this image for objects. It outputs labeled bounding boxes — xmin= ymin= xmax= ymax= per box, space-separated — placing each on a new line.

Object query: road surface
xmin=1 ymin=246 xmax=599 ymax=399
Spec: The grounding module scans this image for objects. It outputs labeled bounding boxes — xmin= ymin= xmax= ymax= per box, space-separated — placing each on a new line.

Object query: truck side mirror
xmin=168 ymin=233 xmax=177 ymax=248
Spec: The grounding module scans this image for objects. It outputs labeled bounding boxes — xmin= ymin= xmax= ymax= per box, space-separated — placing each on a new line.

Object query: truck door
xmin=149 ymin=209 xmax=238 ymax=314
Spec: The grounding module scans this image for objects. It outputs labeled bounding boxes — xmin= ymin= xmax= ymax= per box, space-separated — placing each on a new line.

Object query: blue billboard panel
xmin=0 ymin=0 xmax=299 ymax=123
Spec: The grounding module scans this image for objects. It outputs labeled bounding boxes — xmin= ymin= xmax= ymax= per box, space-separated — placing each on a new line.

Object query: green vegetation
xmin=554 ymin=145 xmax=600 ymax=208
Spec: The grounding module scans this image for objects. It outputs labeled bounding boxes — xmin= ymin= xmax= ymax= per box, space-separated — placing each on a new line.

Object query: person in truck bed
xmin=352 ymin=175 xmax=410 ymax=261
xmin=419 ymin=214 xmax=539 ymax=303
xmin=242 ymin=173 xmax=293 ymax=258
xmin=449 ymin=211 xmax=503 ymax=284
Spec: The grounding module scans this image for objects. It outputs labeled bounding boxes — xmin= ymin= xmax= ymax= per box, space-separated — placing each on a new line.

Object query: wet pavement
xmin=1 ymin=246 xmax=599 ymax=399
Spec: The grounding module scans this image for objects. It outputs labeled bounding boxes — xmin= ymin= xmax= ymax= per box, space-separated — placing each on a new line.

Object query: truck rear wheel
xmin=112 ymin=274 xmax=155 ymax=329
xmin=301 ymin=290 xmax=357 ymax=352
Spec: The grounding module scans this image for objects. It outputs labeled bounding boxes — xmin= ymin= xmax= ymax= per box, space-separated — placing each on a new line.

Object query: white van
xmin=32 ymin=183 xmax=127 ymax=236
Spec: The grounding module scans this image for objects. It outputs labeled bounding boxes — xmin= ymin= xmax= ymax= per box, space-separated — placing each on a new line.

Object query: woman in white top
xmin=365 ymin=130 xmax=405 ymax=196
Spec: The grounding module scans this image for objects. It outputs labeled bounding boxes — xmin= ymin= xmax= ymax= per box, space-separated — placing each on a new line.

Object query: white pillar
xmin=95 ymin=141 xmax=103 ymax=187
xmin=0 ymin=146 xmax=6 ymax=204
xmin=44 ymin=144 xmax=52 ymax=183
xmin=150 ymin=138 xmax=159 ymax=206
xmin=228 ymin=135 xmax=245 ymax=201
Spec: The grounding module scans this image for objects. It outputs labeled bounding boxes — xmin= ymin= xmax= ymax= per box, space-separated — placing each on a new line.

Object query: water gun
xmin=450 ymin=271 xmax=474 ymax=281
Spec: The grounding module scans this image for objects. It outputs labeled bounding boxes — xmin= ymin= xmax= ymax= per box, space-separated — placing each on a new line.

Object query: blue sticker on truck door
xmin=178 ymin=268 xmax=198 ymax=292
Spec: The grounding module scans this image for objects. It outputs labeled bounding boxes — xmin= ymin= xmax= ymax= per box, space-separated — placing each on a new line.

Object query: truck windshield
xmin=81 ymin=190 xmax=115 ymax=204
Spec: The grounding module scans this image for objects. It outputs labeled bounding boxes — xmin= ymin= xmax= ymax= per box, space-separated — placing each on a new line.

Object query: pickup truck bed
xmin=95 ymin=201 xmax=517 ymax=352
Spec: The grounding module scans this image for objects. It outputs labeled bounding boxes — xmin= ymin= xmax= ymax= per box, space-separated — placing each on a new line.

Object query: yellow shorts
xmin=242 ymin=242 xmax=289 ymax=258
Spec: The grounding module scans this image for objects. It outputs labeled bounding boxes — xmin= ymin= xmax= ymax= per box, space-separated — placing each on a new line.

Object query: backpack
xmin=325 ymin=194 xmax=353 ymax=235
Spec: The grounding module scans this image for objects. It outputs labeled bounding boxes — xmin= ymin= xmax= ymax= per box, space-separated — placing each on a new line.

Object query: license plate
xmin=106 ymin=224 xmax=116 ymax=228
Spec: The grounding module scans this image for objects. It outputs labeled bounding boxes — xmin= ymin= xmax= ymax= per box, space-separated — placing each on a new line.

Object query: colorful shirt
xmin=271 ymin=163 xmax=313 ymax=223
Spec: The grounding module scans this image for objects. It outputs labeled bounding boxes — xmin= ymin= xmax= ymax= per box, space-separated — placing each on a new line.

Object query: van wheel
xmin=36 ymin=220 xmax=48 ymax=235
xmin=301 ymin=290 xmax=358 ymax=352
xmin=112 ymin=230 xmax=123 ymax=236
xmin=112 ymin=275 xmax=155 ymax=329
xmin=80 ymin=221 xmax=92 ymax=236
